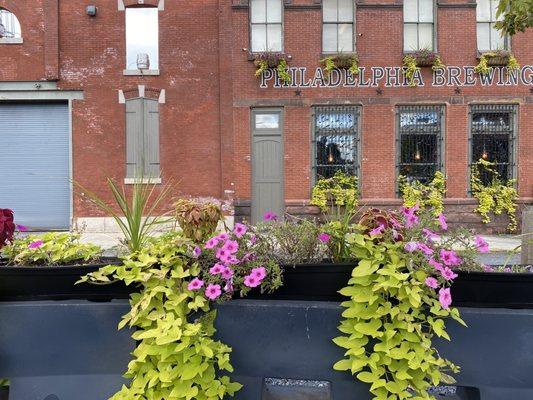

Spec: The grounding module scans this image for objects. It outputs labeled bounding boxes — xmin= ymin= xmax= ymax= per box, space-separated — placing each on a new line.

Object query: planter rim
xmin=0 ymin=257 xmax=120 ymax=272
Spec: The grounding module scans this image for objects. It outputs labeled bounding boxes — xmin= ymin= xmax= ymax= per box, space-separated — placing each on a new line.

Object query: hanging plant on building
xmin=470 ymin=159 xmax=518 ymax=232
xmin=253 ymin=52 xmax=292 ymax=84
xmin=403 ymin=50 xmax=444 ymax=87
xmin=474 ymin=50 xmax=520 ymax=75
xmin=310 ymin=171 xmax=359 ymax=212
xmin=320 ymin=54 xmax=360 ymax=76
xmin=399 ymin=171 xmax=447 ymax=216
xmin=402 ymin=55 xmax=421 ymax=87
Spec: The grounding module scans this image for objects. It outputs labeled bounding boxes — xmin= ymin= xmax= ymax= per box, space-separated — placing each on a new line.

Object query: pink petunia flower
xmin=187 ymin=278 xmax=204 ymax=291
xmin=221 ymin=266 xmax=234 ymax=280
xmin=249 ymin=234 xmax=257 ymax=245
xmin=369 ymin=225 xmax=385 ymax=236
xmin=16 ymin=224 xmax=28 ymax=232
xmin=441 ymin=267 xmax=458 ymax=281
xmin=437 ymin=214 xmax=448 ymax=231
xmin=405 ymin=213 xmax=419 ymax=228
xmin=474 ymin=236 xmax=490 ymax=253
xmin=416 ymin=242 xmax=434 ymax=256
xmin=192 ymin=246 xmax=202 ymax=258
xmin=217 ymin=233 xmax=229 ymax=241
xmin=222 ymin=240 xmax=239 ymax=254
xmin=204 ymin=237 xmax=220 ymax=249
xmin=402 ymin=204 xmax=419 ymax=217
xmin=425 ymin=277 xmax=439 ymax=289
xmin=244 ymin=275 xmax=261 ymax=288
xmin=440 ymin=249 xmax=462 ymax=266
xmin=205 ymin=284 xmax=222 ymax=300
xmin=423 ymin=228 xmax=440 ymax=240
xmin=224 ymin=279 xmax=234 ymax=293
xmin=233 ymin=223 xmax=248 ymax=238
xmin=251 ymin=266 xmax=267 ymax=280
xmin=28 ymin=240 xmax=44 ymax=249
xmin=216 ymin=248 xmax=229 ymax=260
xmin=429 ymin=258 xmax=444 ymax=272
xmin=318 ymin=233 xmax=331 ymax=243
xmin=225 ymin=255 xmax=240 ymax=265
xmin=209 ymin=263 xmax=225 ymax=275
xmin=404 ymin=242 xmax=418 ymax=253
xmin=439 ymin=287 xmax=452 ymax=309
xmin=263 ymin=211 xmax=278 ymax=222
xmin=482 ymin=264 xmax=494 ymax=272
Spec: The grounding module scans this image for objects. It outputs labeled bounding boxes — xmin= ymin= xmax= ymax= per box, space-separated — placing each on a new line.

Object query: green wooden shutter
xmin=125 ymin=98 xmax=160 ymax=179
xmin=125 ymin=98 xmax=144 ymax=179
xmin=144 ymin=98 xmax=160 ymax=178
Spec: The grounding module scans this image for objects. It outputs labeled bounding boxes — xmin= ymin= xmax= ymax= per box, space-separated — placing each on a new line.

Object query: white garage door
xmin=0 ymin=102 xmax=70 ymax=230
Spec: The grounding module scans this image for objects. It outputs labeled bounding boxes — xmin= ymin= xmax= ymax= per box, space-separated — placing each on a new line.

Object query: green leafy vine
xmin=321 ymin=54 xmax=360 ymax=76
xmin=403 ymin=55 xmax=420 ymax=87
xmin=310 ymin=171 xmax=359 ymax=212
xmin=471 ymin=159 xmax=518 ymax=232
xmin=399 ymin=171 xmax=447 ymax=216
xmin=276 ymin=58 xmax=292 ymax=84
xmin=474 ymin=51 xmax=520 ymax=75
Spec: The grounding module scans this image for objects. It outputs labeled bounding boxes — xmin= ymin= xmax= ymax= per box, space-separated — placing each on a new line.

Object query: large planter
xmin=248 ymin=263 xmax=533 ymax=308
xmin=0 ymin=258 xmax=133 ymax=301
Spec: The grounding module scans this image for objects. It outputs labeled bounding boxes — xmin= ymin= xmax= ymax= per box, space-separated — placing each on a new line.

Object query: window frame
xmin=402 ymin=0 xmax=437 ymax=52
xmin=321 ymin=0 xmax=356 ymax=54
xmin=249 ymin=0 xmax=284 ymax=53
xmin=395 ymin=104 xmax=445 ymax=195
xmin=468 ymin=103 xmax=518 ymax=192
xmin=476 ymin=0 xmax=509 ymax=52
xmin=124 ymin=6 xmax=160 ymax=76
xmin=311 ymin=105 xmax=362 ymax=188
xmin=0 ymin=8 xmax=23 ymax=44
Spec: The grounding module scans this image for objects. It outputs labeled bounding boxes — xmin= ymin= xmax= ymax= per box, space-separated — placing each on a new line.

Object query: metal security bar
xmin=396 ymin=105 xmax=444 ymax=185
xmin=312 ymin=105 xmax=360 ymax=181
xmin=470 ymin=104 xmax=517 ymax=184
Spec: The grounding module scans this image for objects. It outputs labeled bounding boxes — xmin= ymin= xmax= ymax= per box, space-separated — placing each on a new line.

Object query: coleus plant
xmin=0 ymin=209 xmax=16 ymax=249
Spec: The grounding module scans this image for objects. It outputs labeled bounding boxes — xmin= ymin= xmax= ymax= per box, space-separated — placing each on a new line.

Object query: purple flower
xmin=251 ymin=266 xmax=267 ymax=280
xmin=429 ymin=258 xmax=444 ymax=272
xmin=205 ymin=284 xmax=222 ymax=300
xmin=369 ymin=225 xmax=385 ymax=237
xmin=318 ymin=233 xmax=331 ymax=243
xmin=474 ymin=236 xmax=490 ymax=253
xmin=187 ymin=278 xmax=204 ymax=291
xmin=504 ymin=267 xmax=512 ymax=273
xmin=404 ymin=242 xmax=418 ymax=252
xmin=204 ymin=237 xmax=220 ymax=249
xmin=437 ymin=214 xmax=448 ymax=231
xmin=263 ymin=211 xmax=278 ymax=222
xmin=221 ymin=266 xmax=234 ymax=280
xmin=209 ymin=263 xmax=225 ymax=275
xmin=216 ymin=248 xmax=229 ymax=260
xmin=439 ymin=287 xmax=452 ymax=309
xmin=425 ymin=277 xmax=439 ymax=289
xmin=222 ymin=240 xmax=239 ymax=254
xmin=249 ymin=234 xmax=257 ymax=245
xmin=244 ymin=275 xmax=261 ymax=288
xmin=192 ymin=246 xmax=202 ymax=258
xmin=423 ymin=228 xmax=440 ymax=240
xmin=233 ymin=223 xmax=248 ymax=238
xmin=405 ymin=213 xmax=419 ymax=228
xmin=416 ymin=242 xmax=434 ymax=256
xmin=482 ymin=264 xmax=494 ymax=272
xmin=16 ymin=224 xmax=28 ymax=232
xmin=441 ymin=267 xmax=458 ymax=281
xmin=28 ymin=240 xmax=44 ymax=249
xmin=217 ymin=233 xmax=229 ymax=241
xmin=440 ymin=249 xmax=462 ymax=267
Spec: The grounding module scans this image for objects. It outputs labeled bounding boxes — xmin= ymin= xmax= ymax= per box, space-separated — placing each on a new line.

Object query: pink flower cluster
xmin=243 ymin=266 xmax=267 ymax=288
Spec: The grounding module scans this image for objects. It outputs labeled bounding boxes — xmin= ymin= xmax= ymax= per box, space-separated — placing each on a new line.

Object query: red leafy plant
xmin=0 ymin=209 xmax=15 ymax=249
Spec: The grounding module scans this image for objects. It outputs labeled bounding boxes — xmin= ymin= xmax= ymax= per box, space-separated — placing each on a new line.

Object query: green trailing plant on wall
xmin=470 ymin=159 xmax=518 ymax=232
xmin=1 ymin=232 xmax=102 ymax=266
xmin=432 ymin=56 xmax=446 ymax=71
xmin=474 ymin=51 xmax=520 ymax=75
xmin=402 ymin=55 xmax=420 ymax=87
xmin=253 ymin=52 xmax=291 ymax=85
xmin=321 ymin=54 xmax=360 ymax=76
xmin=80 ymin=234 xmax=243 ymax=400
xmin=399 ymin=171 xmax=447 ymax=216
xmin=311 ymin=171 xmax=359 ymax=212
xmin=333 ymin=207 xmax=469 ymax=400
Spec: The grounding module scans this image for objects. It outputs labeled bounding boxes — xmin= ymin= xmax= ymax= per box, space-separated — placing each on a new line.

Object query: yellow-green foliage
xmin=321 ymin=55 xmax=360 ymax=76
xmin=471 ymin=159 xmax=518 ymax=232
xmin=254 ymin=59 xmax=268 ymax=77
xmin=333 ymin=234 xmax=465 ymax=400
xmin=276 ymin=58 xmax=292 ymax=84
xmin=432 ymin=56 xmax=446 ymax=71
xmin=1 ymin=232 xmax=102 ymax=266
xmin=80 ymin=234 xmax=242 ymax=400
xmin=399 ymin=171 xmax=447 ymax=216
xmin=474 ymin=54 xmax=490 ymax=75
xmin=474 ymin=52 xmax=520 ymax=75
xmin=507 ymin=54 xmax=520 ymax=70
xmin=311 ymin=171 xmax=359 ymax=212
xmin=403 ymin=55 xmax=420 ymax=87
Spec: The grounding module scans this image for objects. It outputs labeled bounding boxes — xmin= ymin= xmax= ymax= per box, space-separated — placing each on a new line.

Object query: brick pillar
xmin=44 ymin=0 xmax=59 ymax=81
xmin=445 ymin=104 xmax=469 ymax=198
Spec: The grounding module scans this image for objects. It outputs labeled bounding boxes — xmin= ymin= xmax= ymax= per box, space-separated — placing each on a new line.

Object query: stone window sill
xmin=0 ymin=38 xmax=23 ymax=44
xmin=123 ymin=69 xmax=160 ymax=76
xmin=124 ymin=178 xmax=162 ymax=185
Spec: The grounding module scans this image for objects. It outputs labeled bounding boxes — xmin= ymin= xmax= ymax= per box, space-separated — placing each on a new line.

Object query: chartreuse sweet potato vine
xmin=471 ymin=159 xmax=518 ymax=232
xmin=333 ymin=232 xmax=466 ymax=400
xmin=311 ymin=170 xmax=359 ymax=212
xmin=80 ymin=234 xmax=242 ymax=400
xmin=399 ymin=172 xmax=447 ymax=216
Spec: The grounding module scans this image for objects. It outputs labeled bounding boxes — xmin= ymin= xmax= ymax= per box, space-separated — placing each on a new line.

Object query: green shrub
xmin=399 ymin=171 xmax=447 ymax=216
xmin=1 ymin=232 xmax=102 ymax=266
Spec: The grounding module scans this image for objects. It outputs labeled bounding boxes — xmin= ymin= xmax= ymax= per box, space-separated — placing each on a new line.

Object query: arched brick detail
xmin=0 ymin=0 xmax=26 ymax=33
xmin=123 ymin=0 xmax=159 ymax=8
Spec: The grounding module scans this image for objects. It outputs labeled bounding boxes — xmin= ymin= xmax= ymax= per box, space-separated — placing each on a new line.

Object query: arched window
xmin=0 ymin=8 xmax=22 ymax=43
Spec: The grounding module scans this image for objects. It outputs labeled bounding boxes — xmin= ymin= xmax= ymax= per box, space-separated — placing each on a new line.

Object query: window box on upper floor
xmin=0 ymin=8 xmax=23 ymax=44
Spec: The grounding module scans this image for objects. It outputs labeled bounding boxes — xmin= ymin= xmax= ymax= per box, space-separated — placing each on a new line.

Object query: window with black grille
xmin=396 ymin=105 xmax=443 ymax=185
xmin=470 ymin=104 xmax=516 ymax=184
xmin=313 ymin=105 xmax=360 ymax=180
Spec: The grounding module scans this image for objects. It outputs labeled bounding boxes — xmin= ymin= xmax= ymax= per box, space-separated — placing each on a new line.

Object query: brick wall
xmin=0 ymin=0 xmax=531 ymax=232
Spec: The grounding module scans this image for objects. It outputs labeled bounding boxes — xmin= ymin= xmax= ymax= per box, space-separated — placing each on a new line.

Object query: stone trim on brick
xmin=118 ymin=0 xmax=164 ymax=11
xmin=118 ymin=85 xmax=165 ymax=104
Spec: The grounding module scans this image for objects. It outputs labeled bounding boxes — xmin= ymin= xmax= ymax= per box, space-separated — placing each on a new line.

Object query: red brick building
xmin=0 ymin=0 xmax=531 ymax=232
